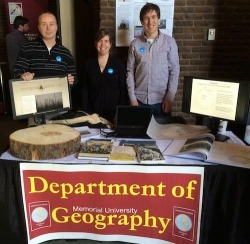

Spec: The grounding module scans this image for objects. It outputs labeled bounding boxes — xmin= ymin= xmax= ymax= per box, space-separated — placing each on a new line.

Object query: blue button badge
xmin=108 ymin=68 xmax=114 ymax=74
xmin=139 ymin=47 xmax=145 ymax=53
xmin=56 ymin=56 xmax=62 ymax=62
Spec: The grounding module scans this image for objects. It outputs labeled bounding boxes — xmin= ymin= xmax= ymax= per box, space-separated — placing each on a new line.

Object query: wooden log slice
xmin=9 ymin=124 xmax=81 ymax=160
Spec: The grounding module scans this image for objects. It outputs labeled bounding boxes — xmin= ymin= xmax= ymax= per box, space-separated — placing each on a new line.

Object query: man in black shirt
xmin=13 ymin=11 xmax=77 ymax=86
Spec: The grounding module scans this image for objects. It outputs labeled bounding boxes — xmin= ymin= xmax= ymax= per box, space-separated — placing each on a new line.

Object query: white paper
xmin=207 ymin=141 xmax=250 ymax=168
xmin=146 ymin=116 xmax=210 ymax=140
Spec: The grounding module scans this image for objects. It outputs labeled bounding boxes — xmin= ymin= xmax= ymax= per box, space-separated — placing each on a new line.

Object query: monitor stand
xmin=34 ymin=114 xmax=46 ymax=125
xmin=202 ymin=117 xmax=229 ymax=142
xmin=202 ymin=116 xmax=219 ymax=134
xmin=27 ymin=111 xmax=68 ymax=127
xmin=28 ymin=114 xmax=46 ymax=127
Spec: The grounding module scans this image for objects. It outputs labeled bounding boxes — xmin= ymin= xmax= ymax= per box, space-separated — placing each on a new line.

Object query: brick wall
xmin=1 ymin=1 xmax=250 ymax=123
xmin=100 ymin=0 xmax=250 ymax=124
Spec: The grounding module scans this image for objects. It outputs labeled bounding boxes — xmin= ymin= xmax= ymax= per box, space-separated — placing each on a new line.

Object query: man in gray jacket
xmin=126 ymin=3 xmax=180 ymax=116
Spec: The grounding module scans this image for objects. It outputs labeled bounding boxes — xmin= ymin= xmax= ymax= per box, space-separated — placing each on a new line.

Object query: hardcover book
xmin=119 ymin=139 xmax=156 ymax=146
xmin=135 ymin=144 xmax=165 ymax=164
xmin=77 ymin=139 xmax=113 ymax=160
xmin=109 ymin=145 xmax=136 ymax=163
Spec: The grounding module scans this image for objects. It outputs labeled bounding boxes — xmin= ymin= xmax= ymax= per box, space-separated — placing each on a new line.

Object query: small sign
xmin=8 ymin=2 xmax=23 ymax=24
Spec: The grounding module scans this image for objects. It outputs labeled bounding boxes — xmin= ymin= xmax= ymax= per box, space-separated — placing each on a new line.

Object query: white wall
xmin=59 ymin=0 xmax=75 ymax=58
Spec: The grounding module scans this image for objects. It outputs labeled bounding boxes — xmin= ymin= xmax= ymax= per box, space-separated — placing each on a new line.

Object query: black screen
xmin=115 ymin=106 xmax=152 ymax=129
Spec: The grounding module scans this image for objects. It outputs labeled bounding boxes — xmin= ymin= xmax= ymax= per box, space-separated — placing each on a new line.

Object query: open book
xmin=164 ymin=133 xmax=215 ymax=160
xmin=165 ymin=133 xmax=250 ymax=168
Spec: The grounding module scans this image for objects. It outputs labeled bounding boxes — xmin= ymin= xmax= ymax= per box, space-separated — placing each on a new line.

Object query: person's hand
xmin=130 ymin=100 xmax=139 ymax=106
xmin=21 ymin=72 xmax=35 ymax=81
xmin=162 ymin=100 xmax=173 ymax=113
xmin=67 ymin=74 xmax=74 ymax=86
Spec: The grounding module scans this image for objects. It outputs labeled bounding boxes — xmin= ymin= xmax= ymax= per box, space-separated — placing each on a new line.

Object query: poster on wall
xmin=8 ymin=2 xmax=23 ymax=24
xmin=20 ymin=163 xmax=204 ymax=244
xmin=4 ymin=0 xmax=49 ymax=40
xmin=115 ymin=0 xmax=175 ymax=46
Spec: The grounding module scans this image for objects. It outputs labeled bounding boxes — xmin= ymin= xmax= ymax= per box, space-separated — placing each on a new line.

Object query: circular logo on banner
xmin=31 ymin=207 xmax=48 ymax=223
xmin=139 ymin=47 xmax=145 ymax=53
xmin=56 ymin=56 xmax=62 ymax=62
xmin=175 ymin=214 xmax=192 ymax=232
xmin=108 ymin=68 xmax=114 ymax=74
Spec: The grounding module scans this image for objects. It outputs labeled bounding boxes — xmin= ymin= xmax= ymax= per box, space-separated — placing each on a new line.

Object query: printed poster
xmin=115 ymin=0 xmax=175 ymax=46
xmin=8 ymin=2 xmax=23 ymax=24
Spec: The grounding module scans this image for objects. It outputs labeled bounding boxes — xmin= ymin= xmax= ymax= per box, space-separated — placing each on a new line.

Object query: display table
xmin=1 ymin=128 xmax=249 ymax=243
xmin=0 ymin=158 xmax=249 ymax=244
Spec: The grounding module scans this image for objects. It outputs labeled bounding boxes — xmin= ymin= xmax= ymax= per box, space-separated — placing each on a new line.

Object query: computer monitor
xmin=9 ymin=76 xmax=71 ymax=124
xmin=182 ymin=76 xmax=250 ymax=133
xmin=114 ymin=105 xmax=152 ymax=138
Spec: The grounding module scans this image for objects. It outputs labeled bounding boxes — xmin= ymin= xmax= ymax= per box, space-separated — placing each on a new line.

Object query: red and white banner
xmin=20 ymin=163 xmax=204 ymax=244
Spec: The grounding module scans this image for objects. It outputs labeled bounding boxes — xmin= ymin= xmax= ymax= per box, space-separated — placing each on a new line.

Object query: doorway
xmin=72 ymin=0 xmax=100 ymax=109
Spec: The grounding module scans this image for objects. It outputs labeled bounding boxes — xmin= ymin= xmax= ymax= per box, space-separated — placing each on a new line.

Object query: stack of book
xmin=77 ymin=139 xmax=166 ymax=164
xmin=78 ymin=139 xmax=113 ymax=161
xmin=119 ymin=140 xmax=165 ymax=164
xmin=135 ymin=144 xmax=165 ymax=164
xmin=109 ymin=145 xmax=136 ymax=163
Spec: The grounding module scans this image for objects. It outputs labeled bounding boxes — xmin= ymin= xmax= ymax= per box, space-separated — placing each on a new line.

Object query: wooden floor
xmin=0 ymin=113 xmax=27 ymax=155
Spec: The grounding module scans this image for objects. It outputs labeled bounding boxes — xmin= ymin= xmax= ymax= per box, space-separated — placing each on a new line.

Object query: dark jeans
xmin=138 ymin=101 xmax=171 ymax=117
